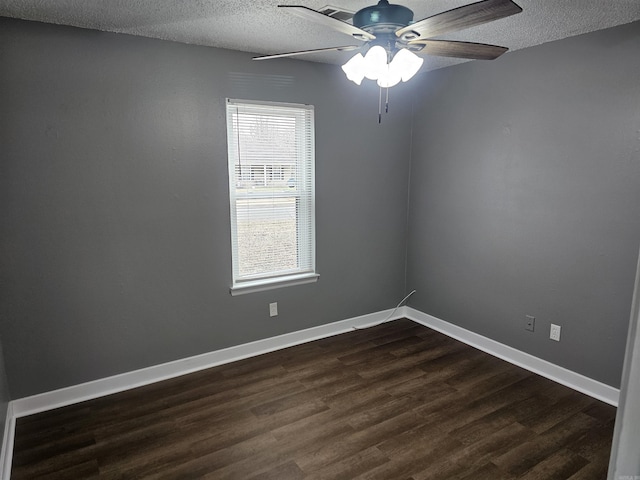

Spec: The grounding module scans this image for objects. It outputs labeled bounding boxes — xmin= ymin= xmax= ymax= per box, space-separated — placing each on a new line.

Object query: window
xmin=226 ymin=99 xmax=317 ymax=295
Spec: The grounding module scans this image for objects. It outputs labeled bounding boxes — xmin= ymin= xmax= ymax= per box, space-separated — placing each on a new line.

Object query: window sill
xmin=230 ymin=273 xmax=320 ymax=296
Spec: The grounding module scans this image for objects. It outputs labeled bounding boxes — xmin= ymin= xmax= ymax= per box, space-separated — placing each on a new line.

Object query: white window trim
xmin=226 ymin=98 xmax=318 ymax=295
xmin=230 ymin=272 xmax=320 ymax=296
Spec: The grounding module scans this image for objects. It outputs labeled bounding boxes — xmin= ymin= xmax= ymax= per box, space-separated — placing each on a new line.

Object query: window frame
xmin=226 ymin=98 xmax=318 ymax=296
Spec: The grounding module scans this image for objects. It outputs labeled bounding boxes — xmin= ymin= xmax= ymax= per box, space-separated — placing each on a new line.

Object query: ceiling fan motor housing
xmin=353 ymin=0 xmax=413 ymax=34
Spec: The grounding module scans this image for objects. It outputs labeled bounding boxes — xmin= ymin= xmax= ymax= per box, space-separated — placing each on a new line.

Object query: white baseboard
xmin=0 ymin=309 xmax=395 ymax=480
xmin=1 ymin=305 xmax=620 ymax=479
xmin=10 ymin=308 xmax=402 ymax=419
xmin=402 ymin=306 xmax=619 ymax=406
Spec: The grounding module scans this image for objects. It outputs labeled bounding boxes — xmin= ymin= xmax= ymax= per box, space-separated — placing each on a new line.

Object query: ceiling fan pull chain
xmin=385 ymin=86 xmax=390 ymax=114
xmin=378 ymin=86 xmax=383 ymax=124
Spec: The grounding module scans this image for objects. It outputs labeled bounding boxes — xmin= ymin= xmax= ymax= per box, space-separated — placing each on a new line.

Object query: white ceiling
xmin=1 ymin=0 xmax=639 ymax=71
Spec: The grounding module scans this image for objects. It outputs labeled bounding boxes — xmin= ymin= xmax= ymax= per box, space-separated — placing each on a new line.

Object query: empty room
xmin=1 ymin=0 xmax=639 ymax=478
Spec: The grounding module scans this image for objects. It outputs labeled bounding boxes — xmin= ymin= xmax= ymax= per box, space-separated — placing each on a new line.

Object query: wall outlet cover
xmin=550 ymin=323 xmax=561 ymax=341
xmin=269 ymin=302 xmax=278 ymax=317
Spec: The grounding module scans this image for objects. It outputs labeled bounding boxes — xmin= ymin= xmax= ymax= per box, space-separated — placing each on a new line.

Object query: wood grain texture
xmin=410 ymin=40 xmax=508 ymax=60
xmin=11 ymin=319 xmax=615 ymax=479
xmin=396 ymin=0 xmax=522 ymax=40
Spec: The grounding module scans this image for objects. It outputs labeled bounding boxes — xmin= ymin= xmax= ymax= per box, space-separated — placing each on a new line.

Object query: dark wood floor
xmin=12 ymin=319 xmax=616 ymax=479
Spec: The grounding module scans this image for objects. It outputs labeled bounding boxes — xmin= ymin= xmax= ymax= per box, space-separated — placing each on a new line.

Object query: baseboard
xmin=11 ymin=308 xmax=402 ymax=419
xmin=0 ymin=403 xmax=15 ymax=480
xmin=2 ymin=306 xmax=620 ymax=477
xmin=402 ymin=306 xmax=620 ymax=406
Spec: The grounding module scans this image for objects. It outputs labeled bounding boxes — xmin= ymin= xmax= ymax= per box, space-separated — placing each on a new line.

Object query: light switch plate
xmin=525 ymin=315 xmax=535 ymax=332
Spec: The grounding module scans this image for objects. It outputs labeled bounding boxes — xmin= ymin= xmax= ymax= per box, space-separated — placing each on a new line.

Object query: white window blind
xmin=226 ymin=99 xmax=317 ymax=295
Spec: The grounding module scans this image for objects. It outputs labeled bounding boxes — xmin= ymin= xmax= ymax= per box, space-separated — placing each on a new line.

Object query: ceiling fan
xmin=254 ymin=0 xmax=521 ymax=121
xmin=254 ymin=0 xmax=522 ymax=86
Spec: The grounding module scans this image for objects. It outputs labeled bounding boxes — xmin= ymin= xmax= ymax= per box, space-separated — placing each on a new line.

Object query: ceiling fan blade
xmin=409 ymin=39 xmax=508 ymax=60
xmin=396 ymin=0 xmax=522 ymax=40
xmin=253 ymin=45 xmax=360 ymax=61
xmin=279 ymin=5 xmax=376 ymax=41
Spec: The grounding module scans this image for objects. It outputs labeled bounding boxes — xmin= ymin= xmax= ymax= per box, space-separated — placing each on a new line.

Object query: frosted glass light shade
xmin=389 ymin=48 xmax=423 ymax=82
xmin=363 ymin=45 xmax=388 ymax=80
xmin=377 ymin=65 xmax=401 ymax=88
xmin=341 ymin=53 xmax=366 ymax=85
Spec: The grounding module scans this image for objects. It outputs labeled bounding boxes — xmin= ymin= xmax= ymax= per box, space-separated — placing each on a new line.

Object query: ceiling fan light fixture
xmin=342 ymin=46 xmax=423 ymax=87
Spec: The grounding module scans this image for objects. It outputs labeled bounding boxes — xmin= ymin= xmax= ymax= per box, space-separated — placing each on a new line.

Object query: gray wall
xmin=2 ymin=15 xmax=639 ymax=399
xmin=0 ymin=17 xmax=413 ymax=398
xmin=406 ymin=21 xmax=640 ymax=388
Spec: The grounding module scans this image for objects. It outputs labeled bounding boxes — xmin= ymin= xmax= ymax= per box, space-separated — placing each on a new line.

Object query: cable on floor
xmin=353 ymin=289 xmax=416 ymax=330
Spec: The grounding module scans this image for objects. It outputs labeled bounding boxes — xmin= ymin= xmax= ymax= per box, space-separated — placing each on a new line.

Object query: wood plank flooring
xmin=11 ymin=319 xmax=616 ymax=479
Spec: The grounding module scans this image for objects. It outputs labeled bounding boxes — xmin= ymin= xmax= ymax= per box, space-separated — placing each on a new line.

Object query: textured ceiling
xmin=1 ymin=0 xmax=639 ymax=70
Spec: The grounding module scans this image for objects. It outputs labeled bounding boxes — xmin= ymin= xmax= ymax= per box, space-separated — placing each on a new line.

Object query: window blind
xmin=226 ymin=99 xmax=316 ymax=293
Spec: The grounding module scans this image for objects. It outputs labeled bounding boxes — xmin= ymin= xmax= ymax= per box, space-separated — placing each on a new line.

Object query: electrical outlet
xmin=525 ymin=315 xmax=535 ymax=332
xmin=269 ymin=302 xmax=278 ymax=317
xmin=550 ymin=323 xmax=561 ymax=342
